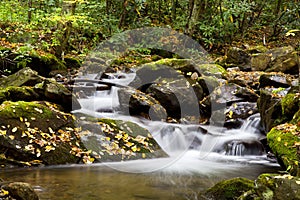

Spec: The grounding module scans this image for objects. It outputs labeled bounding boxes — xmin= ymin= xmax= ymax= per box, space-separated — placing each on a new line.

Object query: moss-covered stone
xmin=197 ymin=63 xmax=227 ymax=77
xmin=202 ymin=177 xmax=254 ymax=200
xmin=267 ymin=124 xmax=300 ymax=175
xmin=0 ymin=101 xmax=87 ymax=166
xmin=253 ymin=173 xmax=300 ymax=200
xmin=0 ymin=67 xmax=43 ymax=87
xmin=76 ymin=116 xmax=167 ymax=162
xmin=27 ymin=51 xmax=66 ymax=77
xmin=0 ymin=86 xmax=39 ymax=104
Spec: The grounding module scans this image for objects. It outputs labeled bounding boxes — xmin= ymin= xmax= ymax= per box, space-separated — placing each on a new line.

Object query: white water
xmin=73 ymin=72 xmax=279 ymax=174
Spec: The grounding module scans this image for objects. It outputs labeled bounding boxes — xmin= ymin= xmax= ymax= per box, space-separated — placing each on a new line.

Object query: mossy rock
xmin=27 ymin=52 xmax=66 ymax=77
xmin=0 ymin=67 xmax=43 ymax=87
xmin=76 ymin=116 xmax=167 ymax=162
xmin=202 ymin=177 xmax=254 ymax=200
xmin=64 ymin=56 xmax=82 ymax=69
xmin=1 ymin=182 xmax=39 ymax=200
xmin=0 ymin=101 xmax=87 ymax=166
xmin=0 ymin=86 xmax=39 ymax=104
xmin=267 ymin=124 xmax=300 ymax=176
xmin=196 ymin=63 xmax=227 ymax=77
xmin=281 ymin=93 xmax=300 ymax=117
xmin=253 ymin=173 xmax=300 ymax=200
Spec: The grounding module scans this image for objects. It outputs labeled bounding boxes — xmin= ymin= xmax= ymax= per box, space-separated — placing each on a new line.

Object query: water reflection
xmin=0 ymin=161 xmax=280 ymax=200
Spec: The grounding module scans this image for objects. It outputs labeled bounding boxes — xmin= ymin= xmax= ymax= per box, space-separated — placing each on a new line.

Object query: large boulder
xmin=145 ymin=78 xmax=204 ymax=121
xmin=0 ymin=101 xmax=86 ymax=166
xmin=76 ymin=116 xmax=167 ymax=161
xmin=266 ymin=46 xmax=299 ymax=74
xmin=0 ymin=67 xmax=43 ymax=87
xmin=258 ymin=90 xmax=299 ymax=133
xmin=118 ymin=87 xmax=167 ymax=121
xmin=267 ymin=123 xmax=300 ymax=176
xmin=225 ymin=47 xmax=251 ymax=71
xmin=0 ymin=67 xmax=80 ymax=111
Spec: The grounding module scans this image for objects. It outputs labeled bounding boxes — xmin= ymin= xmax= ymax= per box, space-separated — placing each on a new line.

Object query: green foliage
xmin=0 ymin=0 xmax=298 ymax=55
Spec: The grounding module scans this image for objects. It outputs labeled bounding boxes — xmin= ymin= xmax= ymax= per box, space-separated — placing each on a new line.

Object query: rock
xmin=226 ymin=71 xmax=263 ymax=90
xmin=257 ymin=90 xmax=282 ymax=132
xmin=207 ymin=83 xmax=259 ymax=105
xmin=224 ymin=140 xmax=265 ymax=156
xmin=258 ymin=91 xmax=300 ymax=133
xmin=201 ymin=177 xmax=254 ymax=200
xmin=145 ymin=78 xmax=204 ymax=121
xmin=226 ymin=47 xmax=251 ymax=71
xmin=0 ymin=101 xmax=86 ymax=166
xmin=76 ymin=117 xmax=167 ymax=161
xmin=247 ymin=173 xmax=300 ymax=199
xmin=34 ymin=79 xmax=80 ymax=112
xmin=0 ymin=67 xmax=43 ymax=87
xmin=266 ymin=46 xmax=299 ymax=74
xmin=118 ymin=87 xmax=167 ymax=121
xmin=259 ymin=73 xmax=293 ymax=88
xmin=1 ymin=182 xmax=39 ymax=200
xmin=268 ymin=124 xmax=300 ymax=176
xmin=251 ymin=53 xmax=271 ymax=71
xmin=26 ymin=52 xmax=66 ymax=77
xmin=224 ymin=102 xmax=258 ymax=128
xmin=196 ymin=63 xmax=227 ymax=77
xmin=0 ymin=86 xmax=40 ymax=104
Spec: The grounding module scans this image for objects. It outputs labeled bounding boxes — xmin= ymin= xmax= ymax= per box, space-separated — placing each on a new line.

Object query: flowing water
xmin=0 ymin=72 xmax=281 ymax=200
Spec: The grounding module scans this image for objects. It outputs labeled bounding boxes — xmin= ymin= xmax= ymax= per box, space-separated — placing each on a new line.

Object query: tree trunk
xmin=119 ymin=0 xmax=128 ymax=29
xmin=188 ymin=0 xmax=204 ymax=35
xmin=28 ymin=0 xmax=32 ymax=23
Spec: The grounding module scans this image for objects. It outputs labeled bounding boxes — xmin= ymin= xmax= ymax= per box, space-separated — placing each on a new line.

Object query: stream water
xmin=0 ymin=72 xmax=281 ymax=200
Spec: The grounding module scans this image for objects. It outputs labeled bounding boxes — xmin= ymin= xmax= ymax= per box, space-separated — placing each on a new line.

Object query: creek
xmin=0 ymin=71 xmax=281 ymax=200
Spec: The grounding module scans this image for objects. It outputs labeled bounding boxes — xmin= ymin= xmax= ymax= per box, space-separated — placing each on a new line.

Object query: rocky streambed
xmin=0 ymin=44 xmax=299 ymax=199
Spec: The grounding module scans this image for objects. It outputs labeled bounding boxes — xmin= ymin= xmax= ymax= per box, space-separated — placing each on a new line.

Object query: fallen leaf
xmin=12 ymin=127 xmax=18 ymax=133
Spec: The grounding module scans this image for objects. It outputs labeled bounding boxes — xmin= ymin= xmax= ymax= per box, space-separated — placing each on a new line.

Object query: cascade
xmin=73 ymin=71 xmax=277 ymax=173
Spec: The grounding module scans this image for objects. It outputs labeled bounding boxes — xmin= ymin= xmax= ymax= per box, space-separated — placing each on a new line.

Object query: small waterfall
xmin=73 ymin=70 xmax=277 ymax=174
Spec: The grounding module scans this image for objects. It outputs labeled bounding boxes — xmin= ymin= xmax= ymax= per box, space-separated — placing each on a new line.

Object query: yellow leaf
xmin=142 ymin=153 xmax=146 ymax=158
xmin=45 ymin=145 xmax=55 ymax=152
xmin=277 ymin=137 xmax=281 ymax=142
xmin=0 ymin=130 xmax=6 ymax=136
xmin=9 ymin=135 xmax=15 ymax=140
xmin=229 ymin=15 xmax=233 ymax=23
xmin=115 ymin=134 xmax=123 ymax=140
xmin=20 ymin=117 xmax=23 ymax=122
xmin=12 ymin=127 xmax=18 ymax=133
xmin=228 ymin=110 xmax=233 ymax=118
xmin=125 ymin=142 xmax=134 ymax=147
xmin=131 ymin=145 xmax=137 ymax=152
xmin=1 ymin=189 xmax=9 ymax=195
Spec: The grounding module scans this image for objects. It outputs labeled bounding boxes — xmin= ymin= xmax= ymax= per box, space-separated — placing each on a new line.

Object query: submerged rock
xmin=1 ymin=181 xmax=39 ymax=200
xmin=201 ymin=177 xmax=254 ymax=200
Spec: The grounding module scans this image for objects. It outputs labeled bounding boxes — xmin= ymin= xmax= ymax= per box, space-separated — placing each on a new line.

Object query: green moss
xmin=267 ymin=127 xmax=300 ymax=175
xmin=204 ymin=177 xmax=254 ymax=200
xmin=197 ymin=63 xmax=227 ymax=77
xmin=0 ymin=101 xmax=54 ymax=120
xmin=0 ymin=86 xmax=38 ymax=104
xmin=281 ymin=93 xmax=299 ymax=116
